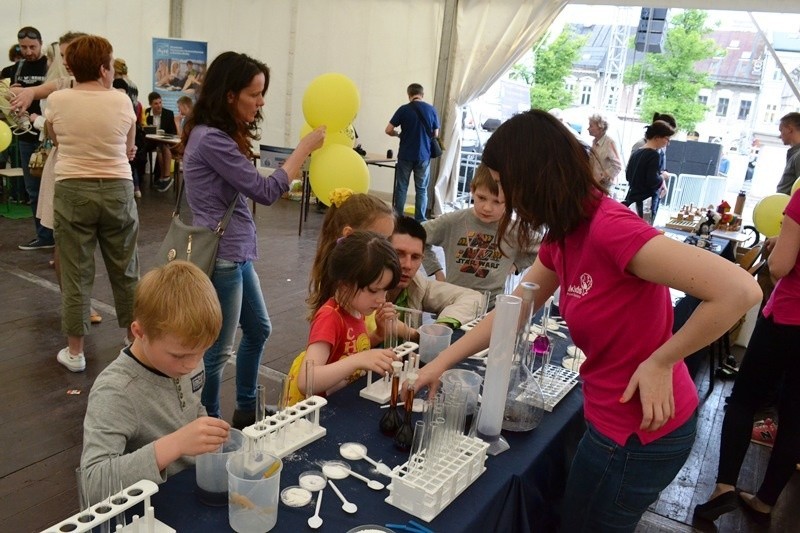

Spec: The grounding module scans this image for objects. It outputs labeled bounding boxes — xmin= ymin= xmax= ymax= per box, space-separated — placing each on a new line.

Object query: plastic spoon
xmin=307 ymin=488 xmax=323 ymax=529
xmin=327 ymin=479 xmax=357 ymax=513
xmin=346 ymin=469 xmax=385 ymax=491
xmin=339 ymin=442 xmax=393 ymax=477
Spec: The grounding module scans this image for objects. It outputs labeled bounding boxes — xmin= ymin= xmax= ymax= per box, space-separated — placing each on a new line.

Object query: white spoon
xmin=347 ymin=469 xmax=385 ymax=491
xmin=327 ymin=479 xmax=357 ymax=514
xmin=307 ymin=488 xmax=323 ymax=529
xmin=339 ymin=442 xmax=393 ymax=477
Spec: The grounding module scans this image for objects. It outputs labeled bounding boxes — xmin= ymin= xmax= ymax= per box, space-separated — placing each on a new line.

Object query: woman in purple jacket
xmin=182 ymin=51 xmax=324 ymax=428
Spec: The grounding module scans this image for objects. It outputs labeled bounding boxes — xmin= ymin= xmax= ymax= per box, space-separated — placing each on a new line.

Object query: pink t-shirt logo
xmin=567 ymin=273 xmax=593 ymax=298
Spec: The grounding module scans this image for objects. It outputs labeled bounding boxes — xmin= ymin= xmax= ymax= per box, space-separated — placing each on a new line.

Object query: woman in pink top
xmin=696 ymin=188 xmax=800 ymax=523
xmin=414 ymin=110 xmax=760 ymax=532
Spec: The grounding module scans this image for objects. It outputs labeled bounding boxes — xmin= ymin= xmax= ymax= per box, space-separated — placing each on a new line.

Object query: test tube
xmin=403 ymin=311 xmax=420 ymax=343
xmin=108 ymin=453 xmax=126 ymax=528
xmin=408 ymin=420 xmax=426 ymax=477
xmin=482 ymin=290 xmax=492 ymax=315
xmin=305 ymin=358 xmax=315 ymax=400
xmin=385 ymin=316 xmax=397 ymax=350
xmin=256 ymin=384 xmax=266 ymax=426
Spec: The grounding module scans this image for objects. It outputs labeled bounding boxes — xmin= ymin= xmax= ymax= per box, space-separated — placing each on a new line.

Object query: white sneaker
xmin=57 ymin=347 xmax=86 ymax=372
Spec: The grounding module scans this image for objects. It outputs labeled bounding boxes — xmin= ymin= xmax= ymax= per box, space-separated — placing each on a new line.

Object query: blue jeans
xmin=561 ymin=414 xmax=697 ymax=532
xmin=202 ymin=259 xmax=271 ymax=418
xmin=393 ymin=158 xmax=430 ymax=222
xmin=19 ymin=139 xmax=54 ymax=243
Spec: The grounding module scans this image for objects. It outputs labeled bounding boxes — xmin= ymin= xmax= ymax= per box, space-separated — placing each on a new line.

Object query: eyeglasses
xmin=17 ymin=30 xmax=41 ymax=40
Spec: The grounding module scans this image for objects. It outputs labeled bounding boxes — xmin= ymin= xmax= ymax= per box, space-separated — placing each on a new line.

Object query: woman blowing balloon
xmin=413 ymin=110 xmax=761 ymax=531
xmin=181 ymin=51 xmax=324 ymax=429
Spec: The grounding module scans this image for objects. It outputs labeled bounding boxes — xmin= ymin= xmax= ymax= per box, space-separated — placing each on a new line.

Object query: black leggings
xmin=717 ymin=314 xmax=800 ymax=505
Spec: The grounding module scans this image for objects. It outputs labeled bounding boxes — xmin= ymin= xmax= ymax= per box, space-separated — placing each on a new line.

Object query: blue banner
xmin=151 ymin=38 xmax=207 ymax=113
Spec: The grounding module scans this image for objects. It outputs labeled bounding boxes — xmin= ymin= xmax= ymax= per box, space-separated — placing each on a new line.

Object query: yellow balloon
xmin=309 ymin=144 xmax=370 ymax=206
xmin=300 ymin=123 xmax=354 ymax=148
xmin=792 ymin=176 xmax=800 ymax=195
xmin=0 ymin=121 xmax=11 ymax=152
xmin=752 ymin=193 xmax=791 ymax=238
xmin=302 ymin=73 xmax=360 ymax=131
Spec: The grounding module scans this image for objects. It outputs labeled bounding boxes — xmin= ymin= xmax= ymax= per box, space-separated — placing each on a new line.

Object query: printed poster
xmin=152 ymin=38 xmax=207 ymax=113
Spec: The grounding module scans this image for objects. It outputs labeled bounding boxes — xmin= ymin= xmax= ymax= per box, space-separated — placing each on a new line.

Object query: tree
xmin=511 ymin=29 xmax=586 ymax=111
xmin=624 ymin=10 xmax=720 ymax=131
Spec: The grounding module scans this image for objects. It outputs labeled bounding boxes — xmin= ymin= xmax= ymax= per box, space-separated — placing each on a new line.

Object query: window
xmin=716 ymin=97 xmax=729 ymax=117
xmin=738 ymin=100 xmax=752 ymax=120
xmin=580 ymin=84 xmax=592 ymax=106
xmin=773 ymin=69 xmax=783 ymax=82
xmin=635 ymin=86 xmax=644 ymax=109
xmin=698 ymin=95 xmax=708 ymax=106
xmin=765 ymin=103 xmax=778 ymax=124
xmin=606 ymin=85 xmax=617 ymax=108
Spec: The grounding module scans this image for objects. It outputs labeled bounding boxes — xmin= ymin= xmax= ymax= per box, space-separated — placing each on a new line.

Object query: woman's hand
xmin=620 ymin=357 xmax=675 ymax=431
xmin=298 ymin=126 xmax=326 ymax=155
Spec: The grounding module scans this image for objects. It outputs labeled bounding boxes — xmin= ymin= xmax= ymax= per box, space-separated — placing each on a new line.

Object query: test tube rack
xmin=359 ymin=341 xmax=419 ymax=404
xmin=527 ymin=366 xmax=579 ymax=412
xmin=385 ymin=434 xmax=488 ymax=522
xmin=42 ymin=479 xmax=174 ymax=533
xmin=242 ymin=395 xmax=327 ymax=458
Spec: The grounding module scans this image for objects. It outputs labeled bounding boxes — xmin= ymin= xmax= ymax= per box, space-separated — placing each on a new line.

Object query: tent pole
xmin=429 ymin=0 xmax=458 ymax=218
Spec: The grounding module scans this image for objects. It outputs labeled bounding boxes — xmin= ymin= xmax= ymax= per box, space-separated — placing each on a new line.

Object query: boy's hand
xmin=176 ymin=417 xmax=230 ymax=457
xmin=356 ymin=348 xmax=396 ymax=376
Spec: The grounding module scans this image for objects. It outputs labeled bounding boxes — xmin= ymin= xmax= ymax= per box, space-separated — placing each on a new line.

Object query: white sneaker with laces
xmin=57 ymin=347 xmax=86 ymax=372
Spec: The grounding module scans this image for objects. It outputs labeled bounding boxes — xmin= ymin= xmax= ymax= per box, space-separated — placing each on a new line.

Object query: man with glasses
xmin=12 ymin=26 xmax=52 ymax=250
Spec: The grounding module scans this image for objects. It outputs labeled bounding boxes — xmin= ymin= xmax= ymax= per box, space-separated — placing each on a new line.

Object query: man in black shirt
xmin=13 ymin=26 xmax=52 ymax=250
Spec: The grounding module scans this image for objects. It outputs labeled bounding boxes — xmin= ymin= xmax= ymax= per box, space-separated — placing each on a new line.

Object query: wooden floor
xmin=0 ymin=183 xmax=797 ymax=532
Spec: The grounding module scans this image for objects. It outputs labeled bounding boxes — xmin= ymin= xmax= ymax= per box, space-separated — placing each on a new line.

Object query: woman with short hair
xmin=45 ymin=35 xmax=139 ymax=372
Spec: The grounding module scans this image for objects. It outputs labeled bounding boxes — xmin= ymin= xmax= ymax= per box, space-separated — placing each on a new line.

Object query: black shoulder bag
xmin=410 ymin=101 xmax=443 ymax=158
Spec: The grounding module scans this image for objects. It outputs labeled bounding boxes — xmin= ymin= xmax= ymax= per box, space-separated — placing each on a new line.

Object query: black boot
xmin=231 ymin=409 xmax=255 ymax=430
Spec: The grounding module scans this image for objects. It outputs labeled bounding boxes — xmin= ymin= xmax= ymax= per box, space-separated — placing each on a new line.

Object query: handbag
xmin=156 ymin=181 xmax=238 ymax=277
xmin=410 ymin=101 xmax=443 ymax=159
xmin=28 ymin=134 xmax=52 ymax=178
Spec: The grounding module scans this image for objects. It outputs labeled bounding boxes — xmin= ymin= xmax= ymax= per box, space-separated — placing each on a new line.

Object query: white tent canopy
xmin=3 ymin=0 xmax=799 ymax=211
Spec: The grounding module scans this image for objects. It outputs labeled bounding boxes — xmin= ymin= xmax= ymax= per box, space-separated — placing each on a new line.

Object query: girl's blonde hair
xmin=308 ymin=193 xmax=394 ymax=306
xmin=135 ymin=261 xmax=222 ymax=349
xmin=309 ymin=231 xmax=400 ymax=319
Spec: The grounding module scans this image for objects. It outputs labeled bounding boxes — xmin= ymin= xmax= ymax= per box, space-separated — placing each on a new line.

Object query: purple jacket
xmin=183 ymin=125 xmax=289 ymax=262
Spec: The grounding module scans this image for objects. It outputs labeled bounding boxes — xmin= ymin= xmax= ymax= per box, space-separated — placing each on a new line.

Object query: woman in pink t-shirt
xmin=696 ymin=186 xmax=800 ymax=523
xmin=415 ymin=110 xmax=761 ymax=531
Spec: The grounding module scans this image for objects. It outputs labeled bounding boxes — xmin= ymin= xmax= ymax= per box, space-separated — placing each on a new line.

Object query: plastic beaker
xmin=418 ymin=324 xmax=452 ymax=363
xmin=196 ymin=428 xmax=245 ymax=506
xmin=227 ymin=451 xmax=282 ymax=532
xmin=441 ymin=369 xmax=482 ymax=432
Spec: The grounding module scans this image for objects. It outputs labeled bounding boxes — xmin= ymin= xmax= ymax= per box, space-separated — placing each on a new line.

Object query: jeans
xmin=53 ymin=179 xmax=139 ymax=335
xmin=393 ymin=158 xmax=430 ymax=222
xmin=717 ymin=314 xmax=800 ymax=506
xmin=202 ymin=259 xmax=272 ymax=418
xmin=561 ymin=414 xmax=697 ymax=532
xmin=19 ymin=139 xmax=54 ymax=243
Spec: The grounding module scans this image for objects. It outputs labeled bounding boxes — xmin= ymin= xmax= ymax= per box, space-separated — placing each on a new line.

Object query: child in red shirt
xmin=287 ymin=231 xmax=400 ymax=404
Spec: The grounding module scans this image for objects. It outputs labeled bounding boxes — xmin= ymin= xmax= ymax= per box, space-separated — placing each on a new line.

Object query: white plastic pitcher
xmin=418 ymin=323 xmax=452 ymax=363
xmin=227 ymin=451 xmax=282 ymax=532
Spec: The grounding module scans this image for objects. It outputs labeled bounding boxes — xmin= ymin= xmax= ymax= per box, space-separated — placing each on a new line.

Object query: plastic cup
xmin=441 ymin=369 xmax=482 ymax=416
xmin=418 ymin=324 xmax=452 ymax=363
xmin=196 ymin=428 xmax=245 ymax=506
xmin=227 ymin=451 xmax=282 ymax=532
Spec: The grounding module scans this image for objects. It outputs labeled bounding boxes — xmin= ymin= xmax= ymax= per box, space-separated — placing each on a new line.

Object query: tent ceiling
xmin=577 ymin=0 xmax=800 ymax=14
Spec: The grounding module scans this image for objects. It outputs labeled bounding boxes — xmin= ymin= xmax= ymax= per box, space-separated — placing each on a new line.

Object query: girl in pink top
xmin=697 ymin=187 xmax=800 ymax=523
xmin=415 ymin=110 xmax=760 ymax=531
